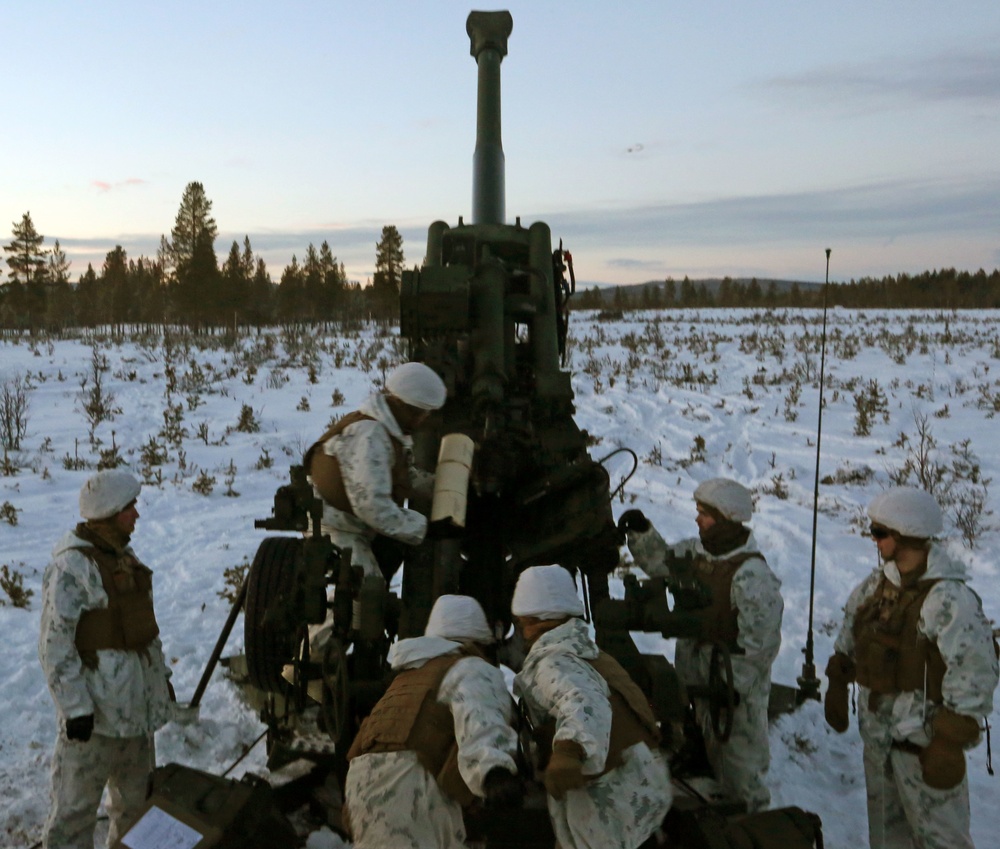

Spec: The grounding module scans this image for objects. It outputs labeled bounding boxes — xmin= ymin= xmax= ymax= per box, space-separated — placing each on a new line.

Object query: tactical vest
xmin=304 ymin=411 xmax=410 ymax=516
xmin=694 ymin=551 xmax=762 ymax=649
xmin=73 ymin=532 xmax=160 ymax=662
xmin=347 ymin=645 xmax=490 ymax=806
xmin=534 ymin=650 xmax=661 ymax=776
xmin=852 ymin=575 xmax=946 ymax=702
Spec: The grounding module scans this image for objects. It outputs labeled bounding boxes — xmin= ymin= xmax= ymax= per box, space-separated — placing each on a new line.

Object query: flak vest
xmin=73 ymin=527 xmax=160 ymax=666
xmin=534 ymin=650 xmax=661 ymax=776
xmin=852 ymin=575 xmax=946 ymax=703
xmin=346 ymin=645 xmax=491 ymax=807
xmin=693 ymin=550 xmax=763 ymax=650
xmin=304 ymin=410 xmax=410 ymax=515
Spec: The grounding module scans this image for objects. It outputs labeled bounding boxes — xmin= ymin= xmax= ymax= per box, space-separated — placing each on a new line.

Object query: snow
xmin=1 ymin=309 xmax=998 ymax=848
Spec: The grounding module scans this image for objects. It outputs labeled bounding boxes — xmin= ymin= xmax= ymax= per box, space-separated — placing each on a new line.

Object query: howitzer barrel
xmin=467 ymin=11 xmax=512 ymax=225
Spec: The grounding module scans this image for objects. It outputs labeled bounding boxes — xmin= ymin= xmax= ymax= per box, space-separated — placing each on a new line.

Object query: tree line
xmin=0 ymin=182 xmax=405 ymax=332
xmin=5 ymin=182 xmax=999 ymax=332
xmin=572 ymin=268 xmax=1000 ymax=312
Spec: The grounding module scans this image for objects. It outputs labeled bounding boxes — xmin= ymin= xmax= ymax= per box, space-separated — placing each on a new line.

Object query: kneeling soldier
xmin=512 ymin=565 xmax=671 ymax=849
xmin=344 ymin=594 xmax=521 ymax=848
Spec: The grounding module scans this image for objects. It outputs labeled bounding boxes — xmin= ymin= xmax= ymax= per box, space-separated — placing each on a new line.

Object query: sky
xmin=1 ymin=309 xmax=999 ymax=846
xmin=4 ymin=1 xmax=1000 ymax=288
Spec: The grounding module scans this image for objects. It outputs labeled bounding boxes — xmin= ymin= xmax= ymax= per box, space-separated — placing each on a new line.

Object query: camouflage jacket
xmin=514 ymin=618 xmax=672 ymax=849
xmin=38 ymin=529 xmax=173 ymax=738
xmin=834 ymin=540 xmax=999 ymax=746
xmin=629 ymin=526 xmax=783 ymax=696
xmin=313 ymin=392 xmax=431 ymax=544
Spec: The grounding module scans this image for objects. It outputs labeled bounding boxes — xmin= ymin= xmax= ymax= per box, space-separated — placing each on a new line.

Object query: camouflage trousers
xmin=43 ymin=731 xmax=153 ymax=849
xmin=862 ymin=742 xmax=974 ymax=849
xmin=697 ymin=680 xmax=772 ymax=813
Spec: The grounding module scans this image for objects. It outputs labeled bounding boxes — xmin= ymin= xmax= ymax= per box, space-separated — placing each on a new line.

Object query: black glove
xmin=617 ymin=509 xmax=651 ymax=534
xmin=66 ymin=714 xmax=94 ymax=742
xmin=482 ymin=767 xmax=524 ymax=810
xmin=426 ymin=518 xmax=462 ymax=540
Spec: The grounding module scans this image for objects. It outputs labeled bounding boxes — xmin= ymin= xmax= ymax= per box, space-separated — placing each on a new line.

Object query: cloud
xmin=91 ymin=178 xmax=148 ymax=193
xmin=544 ymin=174 xmax=1000 ymax=248
xmin=760 ymin=48 xmax=1000 ymax=109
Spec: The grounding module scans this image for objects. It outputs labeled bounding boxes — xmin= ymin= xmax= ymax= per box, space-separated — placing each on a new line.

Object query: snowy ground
xmin=1 ymin=309 xmax=998 ymax=848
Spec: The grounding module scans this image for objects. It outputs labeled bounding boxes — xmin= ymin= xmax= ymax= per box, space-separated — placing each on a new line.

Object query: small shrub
xmin=331 ymin=389 xmax=346 ymax=407
xmin=254 ymin=448 xmax=274 ymax=470
xmin=222 ymin=460 xmax=239 ymax=497
xmin=297 ymin=396 xmax=310 ymax=412
xmin=1 ymin=501 xmax=19 ymax=526
xmin=218 ymin=559 xmax=250 ymax=604
xmin=0 ymin=374 xmax=31 ymax=451
xmin=192 ymin=470 xmax=216 ymax=496
xmin=234 ymin=404 xmax=261 ymax=434
xmin=0 ymin=564 xmax=33 ymax=609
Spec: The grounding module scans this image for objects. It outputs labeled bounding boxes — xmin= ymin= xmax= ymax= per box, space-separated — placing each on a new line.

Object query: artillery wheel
xmin=708 ymin=643 xmax=736 ymax=743
xmin=244 ymin=536 xmax=301 ymax=693
xmin=320 ymin=636 xmax=351 ymax=744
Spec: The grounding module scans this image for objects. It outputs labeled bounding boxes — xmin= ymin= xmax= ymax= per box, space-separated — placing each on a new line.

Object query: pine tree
xmin=101 ymin=246 xmax=131 ymax=327
xmin=372 ymin=225 xmax=404 ymax=319
xmin=4 ymin=212 xmax=48 ymax=285
xmin=169 ymin=182 xmax=218 ymax=268
xmin=168 ymin=183 xmax=220 ymax=325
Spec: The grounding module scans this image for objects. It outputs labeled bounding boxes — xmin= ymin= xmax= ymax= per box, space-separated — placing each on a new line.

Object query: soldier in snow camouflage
xmin=303 ymin=362 xmax=448 ymax=582
xmin=344 ymin=595 xmax=521 ymax=848
xmin=622 ymin=478 xmax=784 ymax=813
xmin=512 ymin=565 xmax=672 ymax=849
xmin=827 ymin=487 xmax=999 ymax=849
xmin=38 ymin=470 xmax=174 ymax=849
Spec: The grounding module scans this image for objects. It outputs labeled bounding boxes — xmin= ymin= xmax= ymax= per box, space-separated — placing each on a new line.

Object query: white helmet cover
xmin=386 ymin=362 xmax=447 ymax=410
xmin=868 ymin=487 xmax=943 ymax=538
xmin=694 ymin=478 xmax=753 ymax=523
xmin=79 ymin=470 xmax=141 ymax=520
xmin=511 ymin=565 xmax=585 ymax=620
xmin=425 ymin=594 xmax=494 ymax=643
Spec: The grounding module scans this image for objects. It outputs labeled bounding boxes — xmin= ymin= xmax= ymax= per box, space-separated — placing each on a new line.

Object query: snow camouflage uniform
xmin=514 ymin=617 xmax=673 ymax=849
xmin=833 ymin=540 xmax=998 ymax=849
xmin=38 ymin=524 xmax=173 ymax=849
xmin=344 ymin=635 xmax=519 ymax=848
xmin=628 ymin=524 xmax=783 ymax=812
xmin=305 ymin=390 xmax=434 ymax=578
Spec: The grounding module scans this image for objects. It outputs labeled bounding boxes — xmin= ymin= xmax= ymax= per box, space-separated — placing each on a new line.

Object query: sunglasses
xmin=869 ymin=525 xmax=892 ymax=540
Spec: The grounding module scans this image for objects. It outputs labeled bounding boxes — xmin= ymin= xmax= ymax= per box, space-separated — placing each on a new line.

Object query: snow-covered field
xmin=1 ymin=309 xmax=998 ymax=848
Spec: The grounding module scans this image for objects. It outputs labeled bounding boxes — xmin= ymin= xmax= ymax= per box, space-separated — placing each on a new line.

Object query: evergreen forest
xmin=4 ymin=182 xmax=999 ymax=333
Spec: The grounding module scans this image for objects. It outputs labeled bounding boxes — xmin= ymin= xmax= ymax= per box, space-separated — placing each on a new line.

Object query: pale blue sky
xmin=4 ymin=1 xmax=999 ymax=287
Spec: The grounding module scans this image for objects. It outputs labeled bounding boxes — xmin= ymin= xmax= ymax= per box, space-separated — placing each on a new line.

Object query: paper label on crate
xmin=120 ymin=805 xmax=203 ymax=849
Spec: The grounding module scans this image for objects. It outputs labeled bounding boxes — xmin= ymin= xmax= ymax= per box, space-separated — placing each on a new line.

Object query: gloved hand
xmin=617 ymin=509 xmax=651 ymax=534
xmin=823 ymin=653 xmax=855 ymax=733
xmin=482 ymin=766 xmax=524 ymax=809
xmin=543 ymin=740 xmax=587 ymax=800
xmin=919 ymin=708 xmax=980 ymax=789
xmin=66 ymin=714 xmax=94 ymax=742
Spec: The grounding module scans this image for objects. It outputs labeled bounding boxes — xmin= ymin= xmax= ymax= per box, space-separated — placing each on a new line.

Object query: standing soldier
xmin=304 ymin=360 xmax=447 ymax=583
xmin=344 ymin=594 xmax=522 ymax=848
xmin=512 ymin=565 xmax=671 ymax=849
xmin=620 ymin=477 xmax=783 ymax=812
xmin=38 ymin=470 xmax=174 ymax=849
xmin=825 ymin=487 xmax=998 ymax=849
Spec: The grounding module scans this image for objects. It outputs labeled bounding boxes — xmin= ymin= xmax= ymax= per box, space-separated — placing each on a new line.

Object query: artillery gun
xmin=135 ymin=10 xmax=822 ymax=849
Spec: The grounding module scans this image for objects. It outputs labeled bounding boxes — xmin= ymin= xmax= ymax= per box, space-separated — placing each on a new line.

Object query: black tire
xmin=245 ymin=536 xmax=301 ymax=693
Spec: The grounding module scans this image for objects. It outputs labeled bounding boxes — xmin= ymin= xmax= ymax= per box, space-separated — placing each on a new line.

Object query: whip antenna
xmin=797 ymin=247 xmax=831 ymax=703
